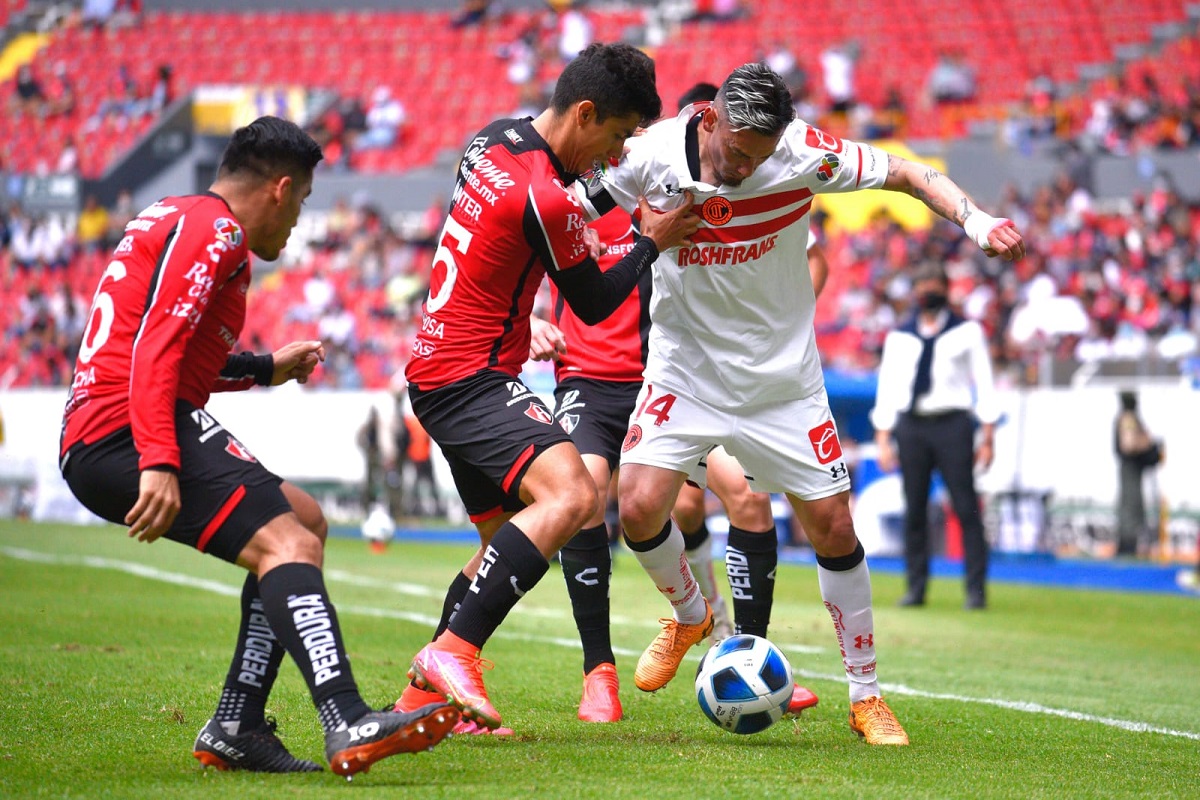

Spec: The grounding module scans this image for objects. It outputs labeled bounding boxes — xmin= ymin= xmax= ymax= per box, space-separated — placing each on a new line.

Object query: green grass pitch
xmin=1 ymin=520 xmax=1197 ymax=799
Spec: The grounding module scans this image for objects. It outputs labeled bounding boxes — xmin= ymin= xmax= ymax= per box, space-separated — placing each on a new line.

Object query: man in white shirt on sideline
xmin=872 ymin=262 xmax=1000 ymax=611
xmin=576 ymin=62 xmax=1024 ymax=746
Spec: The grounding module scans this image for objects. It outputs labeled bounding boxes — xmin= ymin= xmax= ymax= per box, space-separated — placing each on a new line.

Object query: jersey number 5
xmin=425 ymin=216 xmax=473 ymax=314
xmin=78 ymin=260 xmax=127 ymax=364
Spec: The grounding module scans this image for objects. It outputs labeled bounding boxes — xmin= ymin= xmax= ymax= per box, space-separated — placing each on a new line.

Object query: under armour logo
xmin=510 ymin=576 xmax=526 ymax=598
xmin=854 ymin=634 xmax=873 ymax=650
xmin=574 ymin=567 xmax=599 ymax=587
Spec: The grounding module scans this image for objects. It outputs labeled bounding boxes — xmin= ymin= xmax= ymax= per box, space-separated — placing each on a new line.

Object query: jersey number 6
xmin=78 ymin=260 xmax=127 ymax=364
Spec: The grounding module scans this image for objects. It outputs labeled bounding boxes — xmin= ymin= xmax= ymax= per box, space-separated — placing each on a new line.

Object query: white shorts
xmin=619 ymin=380 xmax=852 ymax=501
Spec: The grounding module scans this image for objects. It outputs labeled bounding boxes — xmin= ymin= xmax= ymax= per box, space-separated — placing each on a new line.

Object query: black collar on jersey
xmin=514 ymin=117 xmax=577 ymax=183
xmin=685 ymin=112 xmax=703 ymax=183
xmin=203 ymin=190 xmax=234 ymax=213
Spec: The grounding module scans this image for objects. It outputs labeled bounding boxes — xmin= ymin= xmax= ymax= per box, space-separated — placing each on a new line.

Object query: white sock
xmin=682 ymin=524 xmax=719 ymax=602
xmin=631 ymin=524 xmax=708 ymax=624
xmin=817 ymin=557 xmax=882 ymax=704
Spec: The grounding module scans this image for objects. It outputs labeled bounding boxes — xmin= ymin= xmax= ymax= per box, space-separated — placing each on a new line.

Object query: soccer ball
xmin=694 ymin=634 xmax=792 ymax=734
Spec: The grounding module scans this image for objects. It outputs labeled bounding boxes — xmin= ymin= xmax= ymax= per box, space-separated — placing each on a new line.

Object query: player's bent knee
xmin=239 ymin=513 xmax=325 ymax=573
xmin=559 ymin=482 xmax=599 ymax=531
xmin=281 ymin=481 xmax=328 ymax=543
xmin=726 ymin=493 xmax=774 ymax=531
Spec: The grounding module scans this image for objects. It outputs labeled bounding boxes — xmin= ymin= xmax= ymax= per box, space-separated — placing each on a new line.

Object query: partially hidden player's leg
xmin=621 ymin=463 xmax=713 ymax=691
xmin=236 ymin=512 xmax=459 ymax=775
xmin=672 ymin=480 xmax=733 ymax=641
xmin=706 ymin=447 xmax=775 ymax=639
xmin=559 ymin=454 xmax=621 ymax=722
xmin=409 ymin=442 xmax=596 ymax=728
xmin=704 ymin=451 xmax=817 ymax=715
xmin=789 ymin=491 xmax=907 ymax=745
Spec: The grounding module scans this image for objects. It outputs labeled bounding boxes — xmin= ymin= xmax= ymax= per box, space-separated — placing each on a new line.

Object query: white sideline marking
xmin=4 ymin=545 xmax=1198 ymax=742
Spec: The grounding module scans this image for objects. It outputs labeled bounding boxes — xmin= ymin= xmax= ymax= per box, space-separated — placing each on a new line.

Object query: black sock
xmin=559 ymin=524 xmax=614 ymax=673
xmin=448 ymin=521 xmax=549 ymax=649
xmin=726 ymin=526 xmax=778 ymax=638
xmin=258 ymin=563 xmax=370 ymax=734
xmin=434 ymin=571 xmax=473 ymax=640
xmin=623 ymin=520 xmax=673 ymax=552
xmin=681 ymin=519 xmax=709 ymax=547
xmin=213 ymin=574 xmax=285 ymax=734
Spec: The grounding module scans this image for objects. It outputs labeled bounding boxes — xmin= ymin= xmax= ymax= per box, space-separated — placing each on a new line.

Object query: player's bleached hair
xmin=715 ymin=63 xmax=795 ymax=136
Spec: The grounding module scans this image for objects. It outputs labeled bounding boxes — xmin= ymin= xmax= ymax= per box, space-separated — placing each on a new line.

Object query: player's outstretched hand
xmin=529 ymin=316 xmax=567 ymax=361
xmin=125 ymin=468 xmax=181 ymax=543
xmin=271 ymin=340 xmax=326 ymax=385
xmin=983 ymin=220 xmax=1026 ymax=262
xmin=638 ymin=191 xmax=701 ymax=252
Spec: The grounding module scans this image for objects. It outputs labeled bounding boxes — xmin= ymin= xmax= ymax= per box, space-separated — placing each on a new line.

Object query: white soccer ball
xmin=360 ymin=503 xmax=395 ymax=543
xmin=694 ymin=634 xmax=792 ymax=734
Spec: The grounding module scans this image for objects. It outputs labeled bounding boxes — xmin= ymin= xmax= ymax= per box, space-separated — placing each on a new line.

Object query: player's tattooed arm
xmin=883 ymin=153 xmax=975 ymax=226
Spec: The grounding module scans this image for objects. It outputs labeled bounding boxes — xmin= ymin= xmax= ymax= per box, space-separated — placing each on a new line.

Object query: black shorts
xmin=409 ymin=369 xmax=573 ymax=522
xmin=553 ymin=378 xmax=641 ymax=471
xmin=61 ymin=402 xmax=292 ymax=564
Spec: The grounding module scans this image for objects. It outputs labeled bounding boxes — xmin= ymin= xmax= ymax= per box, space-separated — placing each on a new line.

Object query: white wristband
xmin=963 ymin=208 xmax=1003 ymax=251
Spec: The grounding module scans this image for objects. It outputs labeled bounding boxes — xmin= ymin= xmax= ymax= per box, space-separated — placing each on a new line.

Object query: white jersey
xmin=578 ymin=105 xmax=888 ymax=409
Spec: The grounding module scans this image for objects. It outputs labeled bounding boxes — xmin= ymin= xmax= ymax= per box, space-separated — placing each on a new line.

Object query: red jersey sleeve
xmin=130 ymin=209 xmax=248 ymax=470
xmin=526 ymin=175 xmax=591 ymax=273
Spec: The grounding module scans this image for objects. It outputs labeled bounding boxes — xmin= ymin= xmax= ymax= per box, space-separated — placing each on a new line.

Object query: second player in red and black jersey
xmin=396 ymin=43 xmax=700 ymax=733
xmin=530 ymin=206 xmax=649 ymax=722
xmin=548 ymin=208 xmax=650 ymax=385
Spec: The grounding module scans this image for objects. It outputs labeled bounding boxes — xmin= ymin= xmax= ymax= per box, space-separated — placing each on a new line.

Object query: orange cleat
xmin=849 ymin=696 xmax=909 ymax=745
xmin=633 ymin=601 xmax=714 ymax=692
xmin=578 ymin=663 xmax=622 ymax=722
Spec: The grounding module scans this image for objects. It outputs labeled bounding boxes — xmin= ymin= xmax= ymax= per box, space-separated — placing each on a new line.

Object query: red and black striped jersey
xmin=60 ymin=193 xmax=254 ymax=471
xmin=406 ymin=117 xmax=594 ymax=390
xmin=549 ymin=209 xmax=649 ymax=383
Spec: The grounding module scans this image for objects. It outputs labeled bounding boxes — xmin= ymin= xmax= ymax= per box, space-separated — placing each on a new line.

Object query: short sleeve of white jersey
xmin=785 ymin=122 xmax=889 ymax=194
xmin=575 ymin=155 xmax=641 ymax=221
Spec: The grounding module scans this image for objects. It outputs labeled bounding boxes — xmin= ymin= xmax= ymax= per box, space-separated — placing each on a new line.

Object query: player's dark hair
xmin=716 ymin=63 xmax=794 ymax=136
xmin=912 ymin=261 xmax=949 ymax=286
xmin=217 ymin=116 xmax=323 ymax=182
xmin=551 ymin=42 xmax=661 ymax=126
xmin=677 ymin=81 xmax=719 ymax=112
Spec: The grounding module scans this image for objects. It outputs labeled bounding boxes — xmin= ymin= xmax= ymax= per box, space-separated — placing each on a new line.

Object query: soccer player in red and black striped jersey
xmin=394 ymin=43 xmax=700 ymax=732
xmin=58 ymin=117 xmax=458 ymax=776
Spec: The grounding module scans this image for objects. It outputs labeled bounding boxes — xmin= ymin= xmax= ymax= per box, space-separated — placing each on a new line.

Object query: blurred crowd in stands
xmin=3 ymin=2 xmax=1200 ymax=392
xmin=3 ymin=164 xmax=1198 ymax=393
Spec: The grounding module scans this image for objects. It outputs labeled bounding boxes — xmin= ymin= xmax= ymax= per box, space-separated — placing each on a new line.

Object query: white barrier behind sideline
xmin=2 ymin=384 xmax=1198 ymax=529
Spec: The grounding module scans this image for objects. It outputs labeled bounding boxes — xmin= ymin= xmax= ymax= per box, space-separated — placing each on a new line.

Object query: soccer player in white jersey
xmin=576 ymin=63 xmax=1025 ymax=745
